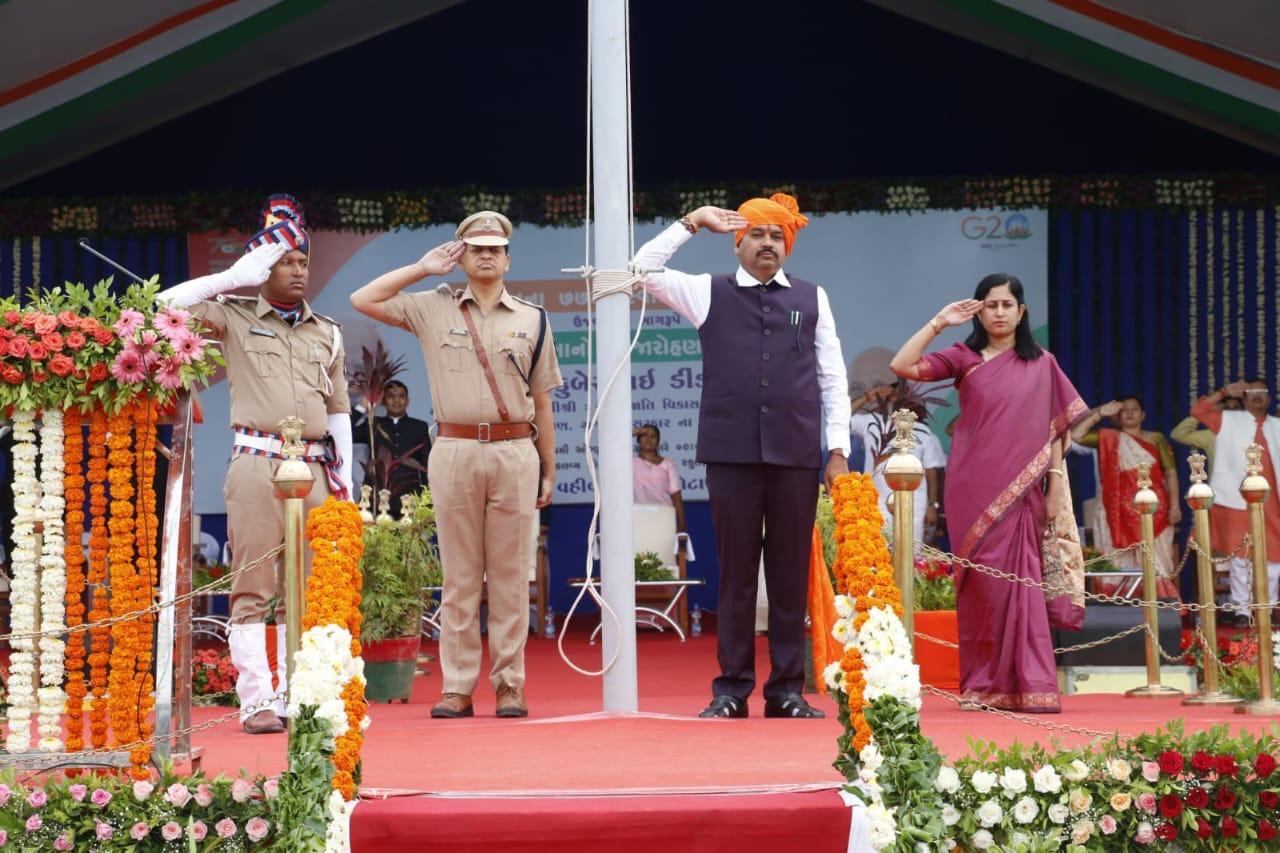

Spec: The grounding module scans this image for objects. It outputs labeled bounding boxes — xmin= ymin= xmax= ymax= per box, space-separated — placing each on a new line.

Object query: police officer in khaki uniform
xmin=160 ymin=195 xmax=353 ymax=734
xmin=351 ymin=211 xmax=561 ymax=718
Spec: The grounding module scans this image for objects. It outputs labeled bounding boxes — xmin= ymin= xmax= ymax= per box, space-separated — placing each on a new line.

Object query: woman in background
xmin=891 ymin=274 xmax=1086 ymax=713
xmin=633 ymin=424 xmax=686 ymax=533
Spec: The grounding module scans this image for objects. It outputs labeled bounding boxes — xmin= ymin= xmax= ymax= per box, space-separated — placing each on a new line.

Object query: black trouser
xmin=705 ymin=462 xmax=819 ymax=701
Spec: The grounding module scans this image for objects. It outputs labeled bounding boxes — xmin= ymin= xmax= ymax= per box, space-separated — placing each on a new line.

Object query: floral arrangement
xmin=825 ymin=472 xmax=944 ymax=850
xmin=274 ymin=497 xmax=368 ymax=851
xmin=360 ymin=488 xmax=441 ymax=643
xmin=5 ymin=174 xmax=1280 ymax=237
xmin=192 ymin=649 xmax=239 ymax=706
xmin=634 ymin=551 xmax=675 ymax=582
xmin=0 ymin=771 xmax=281 ymax=850
xmin=914 ymin=557 xmax=956 ymax=612
xmin=1181 ymin=631 xmax=1280 ymax=703
xmin=934 ymin=723 xmax=1280 ymax=851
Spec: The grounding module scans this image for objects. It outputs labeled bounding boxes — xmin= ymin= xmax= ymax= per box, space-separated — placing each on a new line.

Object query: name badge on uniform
xmin=249 ymin=326 xmax=277 ymax=338
xmin=508 ymin=330 xmax=529 ymax=340
xmin=448 ymin=328 xmax=470 ymax=337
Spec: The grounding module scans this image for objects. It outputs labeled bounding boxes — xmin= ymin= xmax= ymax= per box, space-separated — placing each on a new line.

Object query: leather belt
xmin=436 ymin=421 xmax=535 ymax=442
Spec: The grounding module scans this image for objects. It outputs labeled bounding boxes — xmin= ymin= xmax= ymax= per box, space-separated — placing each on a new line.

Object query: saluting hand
xmin=226 ymin=242 xmax=288 ymax=289
xmin=689 ymin=206 xmax=749 ymax=234
xmin=1097 ymin=400 xmax=1122 ymax=418
xmin=935 ymin=299 xmax=982 ymax=327
xmin=418 ymin=241 xmax=465 ymax=277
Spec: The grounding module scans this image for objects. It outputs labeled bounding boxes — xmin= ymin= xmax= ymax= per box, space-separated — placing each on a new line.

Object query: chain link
xmin=922 ymin=684 xmax=1128 ymax=742
xmin=917 ymin=539 xmax=1265 ymax=613
xmin=0 ymin=545 xmax=284 ymax=644
xmin=915 ymin=623 xmax=1148 ymax=655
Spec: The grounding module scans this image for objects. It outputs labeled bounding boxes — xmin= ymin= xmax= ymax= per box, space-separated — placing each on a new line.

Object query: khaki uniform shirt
xmin=192 ymin=295 xmax=350 ymax=437
xmin=383 ymin=285 xmax=562 ymax=423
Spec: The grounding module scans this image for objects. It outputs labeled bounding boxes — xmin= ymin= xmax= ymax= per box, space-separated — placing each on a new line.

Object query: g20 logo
xmin=961 ymin=213 xmax=1032 ymax=240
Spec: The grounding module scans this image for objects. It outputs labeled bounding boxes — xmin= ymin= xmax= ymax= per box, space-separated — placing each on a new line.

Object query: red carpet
xmin=183 ymin=628 xmax=1277 ymax=851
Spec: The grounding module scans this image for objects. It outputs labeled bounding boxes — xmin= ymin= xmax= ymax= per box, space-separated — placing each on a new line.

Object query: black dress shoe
xmin=698 ymin=695 xmax=748 ymax=718
xmin=764 ymin=693 xmax=825 ymax=718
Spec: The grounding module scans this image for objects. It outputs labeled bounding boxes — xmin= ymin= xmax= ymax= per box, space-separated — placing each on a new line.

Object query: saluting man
xmin=160 ymin=195 xmax=353 ymax=734
xmin=351 ymin=211 xmax=561 ymax=719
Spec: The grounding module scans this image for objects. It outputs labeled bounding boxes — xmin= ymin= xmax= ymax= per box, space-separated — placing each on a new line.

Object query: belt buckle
xmin=477 ymin=422 xmax=491 ymax=443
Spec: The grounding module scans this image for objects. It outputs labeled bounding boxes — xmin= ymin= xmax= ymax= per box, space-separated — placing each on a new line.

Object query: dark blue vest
xmin=695 ymin=273 xmax=822 ymax=469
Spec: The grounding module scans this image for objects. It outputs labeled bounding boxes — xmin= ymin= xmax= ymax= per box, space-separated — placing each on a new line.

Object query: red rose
xmin=0 ymin=328 xmax=12 ymax=338
xmin=26 ymin=342 xmax=48 ymax=362
xmin=79 ymin=317 xmax=99 ymax=332
xmin=40 ymin=332 xmax=63 ymax=351
xmin=1195 ymin=818 xmax=1213 ymax=840
xmin=1159 ymin=794 xmax=1183 ymax=818
xmin=0 ymin=339 xmax=7 ymax=358
xmin=19 ymin=313 xmax=37 ymax=329
xmin=1263 ymin=790 xmax=1280 ymax=809
xmin=1216 ymin=755 xmax=1239 ymax=777
xmin=1221 ymin=816 xmax=1239 ymax=838
xmin=1215 ymin=786 xmax=1237 ymax=810
xmin=32 ymin=370 xmax=47 ymax=383
xmin=7 ymin=336 xmax=28 ymax=358
xmin=1155 ymin=823 xmax=1177 ymax=842
xmin=1191 ymin=751 xmax=1215 ymax=773
xmin=57 ymin=310 xmax=78 ymax=328
xmin=1158 ymin=750 xmax=1184 ymax=775
xmin=3 ymin=311 xmax=20 ymax=325
xmin=88 ymin=362 xmax=109 ymax=382
xmin=48 ymin=355 xmax=74 ymax=377
xmin=65 ymin=331 xmax=86 ymax=350
xmin=1185 ymin=786 xmax=1210 ymax=808
xmin=1257 ymin=754 xmax=1278 ymax=778
xmin=1 ymin=366 xmax=22 ymax=384
xmin=1261 ymin=819 xmax=1279 ymax=841
xmin=92 ymin=329 xmax=115 ymax=346
xmin=32 ymin=314 xmax=57 ymax=335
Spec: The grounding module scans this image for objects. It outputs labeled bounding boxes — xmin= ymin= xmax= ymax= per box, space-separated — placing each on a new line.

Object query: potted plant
xmin=913 ymin=557 xmax=959 ymax=689
xmin=360 ymin=485 xmax=442 ymax=702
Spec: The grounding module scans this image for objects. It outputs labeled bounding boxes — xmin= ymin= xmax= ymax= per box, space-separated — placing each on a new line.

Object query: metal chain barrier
xmin=0 ymin=544 xmax=284 ymax=644
xmin=922 ymin=684 xmax=1129 ymax=742
xmin=915 ymin=622 xmax=1148 ymax=655
xmin=917 ymin=538 xmax=1263 ymax=613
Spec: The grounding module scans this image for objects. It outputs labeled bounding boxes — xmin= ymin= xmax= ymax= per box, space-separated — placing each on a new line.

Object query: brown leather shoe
xmin=495 ymin=684 xmax=528 ymax=718
xmin=430 ymin=693 xmax=474 ymax=718
xmin=242 ymin=710 xmax=285 ymax=735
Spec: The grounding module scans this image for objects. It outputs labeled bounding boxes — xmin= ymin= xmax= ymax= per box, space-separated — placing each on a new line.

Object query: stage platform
xmin=186 ymin=628 xmax=1277 ymax=852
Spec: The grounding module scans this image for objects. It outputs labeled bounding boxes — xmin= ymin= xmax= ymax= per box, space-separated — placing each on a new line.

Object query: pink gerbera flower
xmin=110 ymin=349 xmax=147 ymax=384
xmin=153 ymin=306 xmax=191 ymax=339
xmin=172 ymin=332 xmax=206 ymax=365
xmin=156 ymin=357 xmax=184 ymax=390
xmin=113 ymin=308 xmax=145 ymax=338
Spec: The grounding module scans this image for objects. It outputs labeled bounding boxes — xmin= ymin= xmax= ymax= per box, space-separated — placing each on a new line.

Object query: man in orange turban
xmin=734 ymin=193 xmax=810 ymax=257
xmin=629 ymin=194 xmax=851 ymax=720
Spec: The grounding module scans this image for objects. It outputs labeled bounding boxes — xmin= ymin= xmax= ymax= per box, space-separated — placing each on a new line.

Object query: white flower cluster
xmin=37 ymin=410 xmax=67 ymax=751
xmin=325 ymin=787 xmax=358 ymax=852
xmin=885 ymin=185 xmax=929 ymax=211
xmin=5 ymin=410 xmax=40 ymax=752
xmin=677 ymin=189 xmax=729 ymax=211
xmin=337 ymin=198 xmax=384 ymax=228
xmin=461 ymin=194 xmax=513 ymax=215
xmin=1154 ymin=178 xmax=1213 ymax=207
xmin=286 ymin=624 xmax=366 ymax=740
xmin=857 ymin=607 xmax=921 ymax=710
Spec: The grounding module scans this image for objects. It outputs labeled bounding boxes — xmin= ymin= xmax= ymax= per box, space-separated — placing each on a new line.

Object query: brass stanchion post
xmin=1126 ymin=463 xmax=1182 ymax=697
xmin=270 ymin=417 xmax=315 ymax=738
xmin=1183 ymin=450 xmax=1241 ymax=706
xmin=1237 ymin=444 xmax=1280 ymax=715
xmin=883 ymin=409 xmax=924 ymax=656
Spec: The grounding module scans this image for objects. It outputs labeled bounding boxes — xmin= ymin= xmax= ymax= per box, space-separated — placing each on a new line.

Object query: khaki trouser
xmin=225 ymin=453 xmax=331 ymax=624
xmin=430 ymin=436 xmax=538 ymax=695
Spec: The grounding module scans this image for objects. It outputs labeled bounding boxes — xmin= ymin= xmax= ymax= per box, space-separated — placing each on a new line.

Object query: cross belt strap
xmin=459 ymin=301 xmax=511 ymax=422
xmin=436 ymin=421 xmax=534 ymax=442
xmin=232 ymin=426 xmax=350 ymax=501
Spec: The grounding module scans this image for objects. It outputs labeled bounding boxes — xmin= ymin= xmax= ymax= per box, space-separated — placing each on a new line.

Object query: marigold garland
xmin=106 ymin=406 xmax=142 ymax=766
xmin=304 ymin=498 xmax=367 ymax=800
xmin=62 ymin=408 xmax=87 ymax=752
xmin=830 ymin=472 xmax=902 ymax=752
xmin=86 ymin=407 xmax=111 ymax=750
xmin=130 ymin=397 xmax=159 ymax=772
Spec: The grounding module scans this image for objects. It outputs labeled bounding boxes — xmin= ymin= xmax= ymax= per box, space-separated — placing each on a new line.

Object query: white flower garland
xmin=325 ymin=788 xmax=358 ymax=852
xmin=37 ymin=410 xmax=67 ymax=751
xmin=286 ymin=624 xmax=365 ymax=739
xmin=830 ymin=601 xmax=923 ymax=850
xmin=5 ymin=410 xmax=40 ymax=752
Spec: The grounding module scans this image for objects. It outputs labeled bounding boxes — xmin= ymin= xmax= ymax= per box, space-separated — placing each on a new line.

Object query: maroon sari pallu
xmin=920 ymin=344 xmax=1086 ymax=712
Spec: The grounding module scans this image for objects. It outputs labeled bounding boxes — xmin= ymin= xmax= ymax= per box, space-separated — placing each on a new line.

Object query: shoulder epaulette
xmin=510 ymin=294 xmax=546 ymax=313
xmin=310 ymin=310 xmax=342 ymax=327
xmin=435 ymin=283 xmax=461 ymax=298
xmin=215 ymin=294 xmax=256 ymax=305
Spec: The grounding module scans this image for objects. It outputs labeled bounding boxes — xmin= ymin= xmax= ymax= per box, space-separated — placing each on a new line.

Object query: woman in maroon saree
xmin=891 ymin=274 xmax=1086 ymax=712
